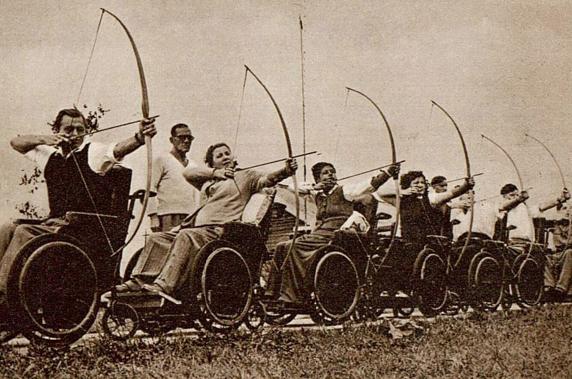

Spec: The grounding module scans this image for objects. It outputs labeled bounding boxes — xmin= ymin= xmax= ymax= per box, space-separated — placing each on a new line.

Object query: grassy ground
xmin=0 ymin=305 xmax=570 ymax=378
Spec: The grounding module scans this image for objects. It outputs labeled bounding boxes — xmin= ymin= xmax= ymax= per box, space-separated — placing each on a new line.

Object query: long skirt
xmin=276 ymin=228 xmax=336 ymax=303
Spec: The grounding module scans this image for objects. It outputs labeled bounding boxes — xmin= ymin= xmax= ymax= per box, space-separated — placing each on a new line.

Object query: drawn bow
xmin=345 ymin=88 xmax=400 ymax=248
xmin=432 ymin=101 xmax=474 ymax=254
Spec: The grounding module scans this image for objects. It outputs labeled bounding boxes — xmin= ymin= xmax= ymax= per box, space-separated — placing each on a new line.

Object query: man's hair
xmin=500 ymin=183 xmax=518 ymax=195
xmin=50 ymin=108 xmax=87 ymax=133
xmin=204 ymin=142 xmax=230 ymax=168
xmin=171 ymin=123 xmax=190 ymax=137
xmin=400 ymin=170 xmax=426 ymax=190
xmin=311 ymin=162 xmax=335 ymax=183
xmin=430 ymin=175 xmax=447 ymax=186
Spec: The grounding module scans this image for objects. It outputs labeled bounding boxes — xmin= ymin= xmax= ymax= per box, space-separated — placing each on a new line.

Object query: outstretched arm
xmin=430 ymin=177 xmax=474 ymax=207
xmin=539 ymin=188 xmax=570 ymax=212
xmin=259 ymin=158 xmax=298 ymax=188
xmin=499 ymin=191 xmax=528 ymax=212
xmin=112 ymin=118 xmax=156 ymax=160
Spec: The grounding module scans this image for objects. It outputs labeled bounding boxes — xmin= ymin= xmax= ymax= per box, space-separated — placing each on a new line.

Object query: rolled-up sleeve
xmin=88 ymin=142 xmax=121 ymax=174
xmin=24 ymin=145 xmax=57 ymax=170
xmin=342 ymin=179 xmax=374 ymax=202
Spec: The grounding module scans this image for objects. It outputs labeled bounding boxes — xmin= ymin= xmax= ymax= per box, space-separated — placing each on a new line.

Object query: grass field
xmin=1 ymin=305 xmax=570 ymax=378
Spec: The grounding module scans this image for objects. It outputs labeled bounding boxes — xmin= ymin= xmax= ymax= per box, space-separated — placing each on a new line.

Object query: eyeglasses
xmin=175 ymin=135 xmax=194 ymax=142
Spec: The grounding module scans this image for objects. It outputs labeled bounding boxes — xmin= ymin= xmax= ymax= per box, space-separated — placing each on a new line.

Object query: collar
xmin=54 ymin=139 xmax=90 ymax=158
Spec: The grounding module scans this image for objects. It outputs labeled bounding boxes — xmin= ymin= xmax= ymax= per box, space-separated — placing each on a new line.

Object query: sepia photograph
xmin=0 ymin=0 xmax=570 ymax=377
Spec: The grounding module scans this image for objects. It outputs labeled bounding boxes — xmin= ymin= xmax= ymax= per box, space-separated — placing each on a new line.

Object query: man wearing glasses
xmin=148 ymin=123 xmax=200 ymax=232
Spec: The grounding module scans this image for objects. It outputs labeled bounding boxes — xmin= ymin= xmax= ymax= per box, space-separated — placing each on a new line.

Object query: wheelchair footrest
xmin=108 ymin=292 xmax=167 ymax=309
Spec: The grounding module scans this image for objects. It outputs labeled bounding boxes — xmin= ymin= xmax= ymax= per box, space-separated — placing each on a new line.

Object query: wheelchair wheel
xmin=513 ymin=256 xmax=543 ymax=307
xmin=101 ymin=302 xmax=139 ymax=341
xmin=200 ymin=246 xmax=253 ymax=328
xmin=414 ymin=249 xmax=447 ymax=317
xmin=18 ymin=241 xmax=98 ymax=347
xmin=468 ymin=252 xmax=503 ymax=311
xmin=312 ymin=250 xmax=360 ymax=324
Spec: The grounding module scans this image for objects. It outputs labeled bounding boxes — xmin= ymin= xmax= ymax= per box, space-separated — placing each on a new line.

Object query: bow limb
xmin=346 ymin=87 xmax=400 ymax=247
xmin=244 ymin=66 xmax=300 ymax=260
xmin=102 ymin=9 xmax=152 ymax=255
xmin=431 ymin=101 xmax=474 ymax=252
xmin=481 ymin=134 xmax=524 ymax=190
xmin=525 ymin=133 xmax=570 ymax=248
xmin=525 ymin=133 xmax=567 ymax=190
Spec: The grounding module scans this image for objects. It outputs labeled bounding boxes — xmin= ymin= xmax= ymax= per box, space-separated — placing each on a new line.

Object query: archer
xmin=0 ymin=108 xmax=156 ymax=310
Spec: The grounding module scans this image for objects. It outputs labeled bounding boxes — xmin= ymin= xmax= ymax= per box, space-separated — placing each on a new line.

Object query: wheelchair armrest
xmin=129 ymin=189 xmax=157 ymax=204
xmin=65 ymin=211 xmax=118 ymax=224
xmin=14 ymin=218 xmax=46 ymax=225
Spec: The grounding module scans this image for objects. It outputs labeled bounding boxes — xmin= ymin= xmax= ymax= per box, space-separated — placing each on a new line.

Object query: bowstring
xmin=70 ymin=150 xmax=116 ymax=256
xmin=76 ymin=10 xmax=104 ymax=106
xmin=72 ymin=11 xmax=116 ymax=258
xmin=233 ymin=68 xmax=249 ymax=155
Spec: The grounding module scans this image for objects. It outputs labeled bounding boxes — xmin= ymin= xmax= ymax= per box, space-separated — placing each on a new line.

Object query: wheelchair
xmin=0 ymin=166 xmax=143 ymax=347
xmin=102 ymin=188 xmax=277 ymax=339
xmin=493 ymin=218 xmax=545 ymax=309
xmin=264 ymin=197 xmax=450 ymax=325
xmin=443 ymin=234 xmax=506 ymax=313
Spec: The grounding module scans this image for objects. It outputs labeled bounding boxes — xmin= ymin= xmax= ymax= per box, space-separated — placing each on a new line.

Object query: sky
xmin=1 ymin=0 xmax=571 ymax=256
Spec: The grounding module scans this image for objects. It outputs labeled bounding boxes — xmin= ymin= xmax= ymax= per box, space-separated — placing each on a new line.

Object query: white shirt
xmin=451 ymin=201 xmax=500 ymax=240
xmin=500 ymin=201 xmax=538 ymax=241
xmin=147 ymin=153 xmax=200 ymax=216
xmin=24 ymin=140 xmax=120 ymax=174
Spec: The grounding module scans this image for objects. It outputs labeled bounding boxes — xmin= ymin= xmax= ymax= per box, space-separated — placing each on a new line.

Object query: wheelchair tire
xmin=312 ymin=250 xmax=360 ymax=324
xmin=513 ymin=256 xmax=543 ymax=307
xmin=18 ymin=241 xmax=98 ymax=347
xmin=414 ymin=249 xmax=447 ymax=317
xmin=200 ymin=246 xmax=253 ymax=328
xmin=468 ymin=252 xmax=503 ymax=312
xmin=101 ymin=302 xmax=139 ymax=341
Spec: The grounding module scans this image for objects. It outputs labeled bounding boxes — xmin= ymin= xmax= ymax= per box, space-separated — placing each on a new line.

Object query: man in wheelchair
xmin=0 ymin=108 xmax=156 ymax=313
xmin=116 ymin=142 xmax=297 ymax=300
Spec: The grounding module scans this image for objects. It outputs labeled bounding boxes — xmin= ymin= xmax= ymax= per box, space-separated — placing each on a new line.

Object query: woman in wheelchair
xmin=117 ymin=142 xmax=297 ymax=298
xmin=268 ymin=161 xmax=400 ymax=307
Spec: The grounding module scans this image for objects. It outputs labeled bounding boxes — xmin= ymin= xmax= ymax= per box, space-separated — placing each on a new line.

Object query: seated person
xmin=118 ymin=142 xmax=297 ymax=297
xmin=367 ymin=171 xmax=474 ymax=278
xmin=544 ymin=207 xmax=572 ymax=301
xmin=270 ymin=161 xmax=399 ymax=305
xmin=451 ymin=190 xmax=499 ymax=241
xmin=0 ymin=108 xmax=156 ymax=308
xmin=496 ymin=183 xmax=569 ymax=248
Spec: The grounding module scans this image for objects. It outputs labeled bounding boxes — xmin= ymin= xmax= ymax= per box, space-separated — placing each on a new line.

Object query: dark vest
xmin=44 ymin=144 xmax=114 ymax=218
xmin=315 ymin=186 xmax=354 ymax=230
xmin=400 ymin=195 xmax=442 ymax=242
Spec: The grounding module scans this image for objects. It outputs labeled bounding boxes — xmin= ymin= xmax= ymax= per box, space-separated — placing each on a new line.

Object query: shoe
xmin=142 ymin=283 xmax=166 ymax=294
xmin=115 ymin=279 xmax=143 ymax=293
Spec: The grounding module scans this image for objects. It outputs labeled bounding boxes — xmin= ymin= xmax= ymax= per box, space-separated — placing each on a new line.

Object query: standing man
xmin=148 ymin=123 xmax=200 ymax=232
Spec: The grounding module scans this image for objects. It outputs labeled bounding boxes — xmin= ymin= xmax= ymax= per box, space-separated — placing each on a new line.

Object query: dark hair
xmin=430 ymin=175 xmax=447 ymax=186
xmin=50 ymin=108 xmax=87 ymax=133
xmin=400 ymin=170 xmax=426 ymax=190
xmin=171 ymin=123 xmax=190 ymax=137
xmin=204 ymin=142 xmax=230 ymax=167
xmin=500 ymin=183 xmax=518 ymax=195
xmin=311 ymin=162 xmax=335 ymax=183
